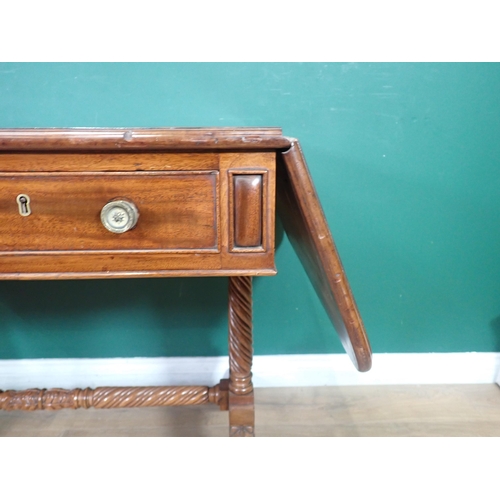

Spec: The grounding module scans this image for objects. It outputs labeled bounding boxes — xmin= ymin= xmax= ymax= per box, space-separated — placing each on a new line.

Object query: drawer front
xmin=0 ymin=172 xmax=218 ymax=253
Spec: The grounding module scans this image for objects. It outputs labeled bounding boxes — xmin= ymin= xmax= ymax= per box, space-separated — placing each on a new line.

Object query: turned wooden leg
xmin=228 ymin=276 xmax=255 ymax=437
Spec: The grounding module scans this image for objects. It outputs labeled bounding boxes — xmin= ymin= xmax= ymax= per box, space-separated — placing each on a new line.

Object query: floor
xmin=1 ymin=384 xmax=499 ymax=437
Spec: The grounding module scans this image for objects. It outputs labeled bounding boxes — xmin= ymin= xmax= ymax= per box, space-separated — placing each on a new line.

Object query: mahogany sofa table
xmin=0 ymin=128 xmax=371 ymax=437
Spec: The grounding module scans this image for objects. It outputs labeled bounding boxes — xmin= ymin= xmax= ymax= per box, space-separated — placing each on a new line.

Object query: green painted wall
xmin=0 ymin=63 xmax=499 ymax=359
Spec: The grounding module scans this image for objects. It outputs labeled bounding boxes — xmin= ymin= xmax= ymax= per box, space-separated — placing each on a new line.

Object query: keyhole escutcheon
xmin=16 ymin=194 xmax=31 ymax=216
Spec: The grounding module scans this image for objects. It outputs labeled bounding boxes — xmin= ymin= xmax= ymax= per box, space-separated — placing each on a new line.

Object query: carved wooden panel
xmin=233 ymin=174 xmax=263 ymax=248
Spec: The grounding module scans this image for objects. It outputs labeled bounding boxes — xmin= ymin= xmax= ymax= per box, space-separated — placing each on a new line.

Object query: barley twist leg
xmin=228 ymin=276 xmax=255 ymax=437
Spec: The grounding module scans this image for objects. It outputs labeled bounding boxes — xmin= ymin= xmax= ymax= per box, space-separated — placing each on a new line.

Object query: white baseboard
xmin=1 ymin=352 xmax=499 ymax=390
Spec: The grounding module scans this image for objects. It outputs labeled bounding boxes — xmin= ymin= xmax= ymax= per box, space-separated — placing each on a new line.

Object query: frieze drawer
xmin=0 ymin=172 xmax=218 ymax=253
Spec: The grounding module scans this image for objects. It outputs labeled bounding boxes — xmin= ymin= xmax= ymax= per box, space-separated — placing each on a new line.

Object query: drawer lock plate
xmin=16 ymin=194 xmax=31 ymax=217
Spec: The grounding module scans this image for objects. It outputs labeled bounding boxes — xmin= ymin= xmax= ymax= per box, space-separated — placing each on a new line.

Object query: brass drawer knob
xmin=100 ymin=199 xmax=139 ymax=234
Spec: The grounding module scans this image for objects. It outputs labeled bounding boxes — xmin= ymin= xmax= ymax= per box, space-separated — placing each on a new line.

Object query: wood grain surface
xmin=0 ymin=153 xmax=219 ymax=172
xmin=0 ymin=128 xmax=290 ymax=151
xmin=277 ymin=139 xmax=372 ymax=372
xmin=0 ymin=172 xmax=218 ymax=252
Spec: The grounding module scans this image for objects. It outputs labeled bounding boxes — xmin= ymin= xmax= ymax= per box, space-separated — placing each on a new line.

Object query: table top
xmin=0 ymin=127 xmax=290 ymax=151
